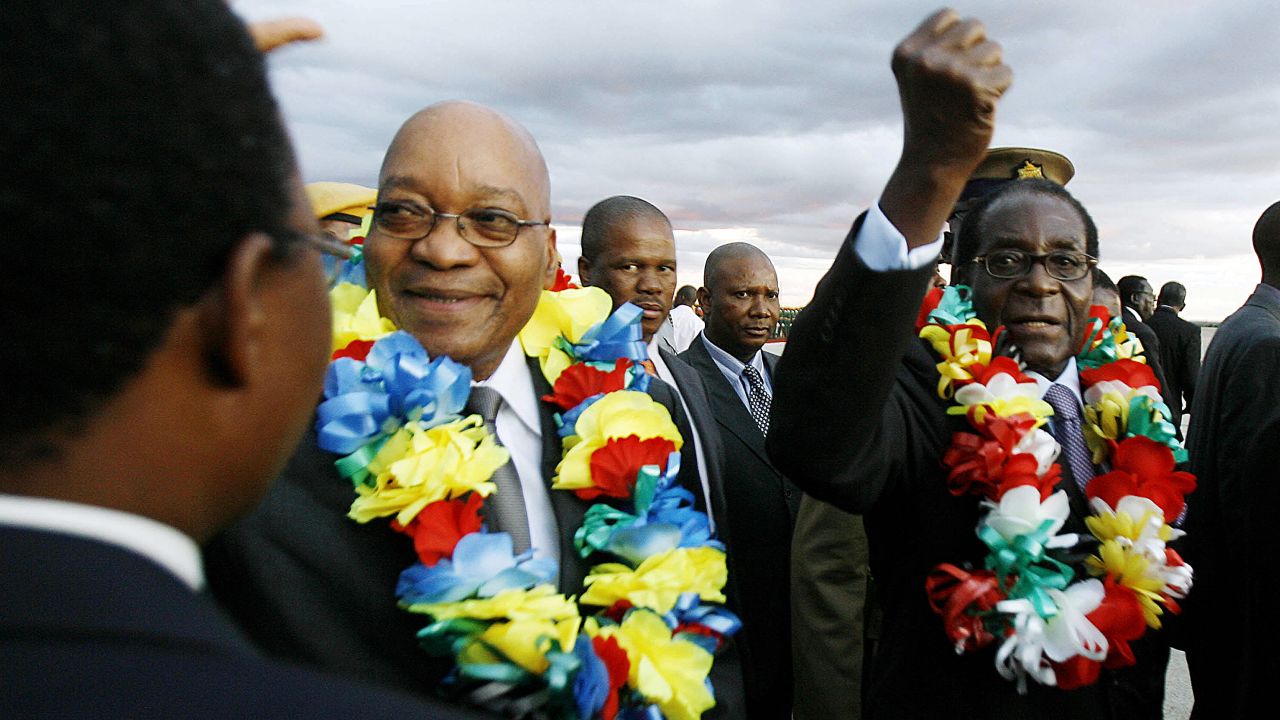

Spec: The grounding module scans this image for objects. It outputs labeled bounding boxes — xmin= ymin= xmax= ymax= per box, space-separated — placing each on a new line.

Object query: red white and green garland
xmin=918 ymin=285 xmax=1194 ymax=691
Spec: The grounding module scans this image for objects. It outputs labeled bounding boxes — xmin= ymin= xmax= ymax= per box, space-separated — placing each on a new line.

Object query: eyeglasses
xmin=972 ymin=249 xmax=1097 ymax=281
xmin=369 ymin=201 xmax=550 ymax=248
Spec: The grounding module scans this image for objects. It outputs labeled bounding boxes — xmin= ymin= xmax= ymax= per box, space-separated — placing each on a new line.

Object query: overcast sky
xmin=236 ymin=0 xmax=1280 ymax=321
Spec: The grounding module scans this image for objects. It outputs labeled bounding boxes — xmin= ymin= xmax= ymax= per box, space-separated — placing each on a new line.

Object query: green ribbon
xmin=980 ymin=519 xmax=1075 ymax=617
xmin=576 ymin=504 xmax=637 ymax=558
xmin=335 ymin=435 xmax=390 ymax=487
xmin=1126 ymin=396 xmax=1189 ymax=462
xmin=1076 ymin=316 xmax=1119 ymax=370
xmin=926 ymin=285 xmax=978 ymax=326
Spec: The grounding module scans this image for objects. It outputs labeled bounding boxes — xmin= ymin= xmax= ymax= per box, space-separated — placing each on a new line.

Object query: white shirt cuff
xmin=851 ymin=202 xmax=944 ymax=271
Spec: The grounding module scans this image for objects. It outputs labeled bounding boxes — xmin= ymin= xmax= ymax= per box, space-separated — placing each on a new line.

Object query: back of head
xmin=1 ymin=0 xmax=295 ymax=468
xmin=675 ymin=285 xmax=698 ymax=306
xmin=580 ymin=195 xmax=670 ymax=260
xmin=1157 ymin=281 xmax=1187 ymax=308
xmin=1254 ymin=200 xmax=1280 ymax=281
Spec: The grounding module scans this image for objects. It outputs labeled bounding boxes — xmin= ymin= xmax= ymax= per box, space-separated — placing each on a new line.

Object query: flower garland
xmin=316 ymin=253 xmax=737 ymax=719
xmin=918 ymin=285 xmax=1194 ymax=692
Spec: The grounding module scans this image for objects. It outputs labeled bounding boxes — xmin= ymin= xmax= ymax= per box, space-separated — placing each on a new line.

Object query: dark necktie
xmin=1043 ymin=383 xmax=1094 ymax=491
xmin=466 ymin=386 xmax=532 ymax=553
xmin=742 ymin=364 xmax=771 ymax=436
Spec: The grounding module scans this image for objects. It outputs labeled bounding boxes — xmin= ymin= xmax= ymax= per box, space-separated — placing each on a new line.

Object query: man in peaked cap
xmin=305 ymin=181 xmax=377 ymax=243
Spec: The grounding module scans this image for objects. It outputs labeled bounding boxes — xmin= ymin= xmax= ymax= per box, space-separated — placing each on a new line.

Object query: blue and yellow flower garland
xmin=317 ymin=259 xmax=738 ymax=719
xmin=919 ymin=286 xmax=1195 ymax=691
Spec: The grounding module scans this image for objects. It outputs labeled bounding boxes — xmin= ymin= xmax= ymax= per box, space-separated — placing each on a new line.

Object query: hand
xmin=247 ymin=17 xmax=324 ymax=54
xmin=879 ymin=9 xmax=1012 ymax=249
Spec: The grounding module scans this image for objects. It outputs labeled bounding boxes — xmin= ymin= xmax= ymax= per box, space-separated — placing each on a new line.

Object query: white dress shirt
xmin=475 ymin=340 xmax=559 ymax=565
xmin=668 ymin=305 xmax=705 ymax=353
xmin=0 ymin=493 xmax=204 ymax=590
xmin=647 ymin=337 xmax=717 ymax=531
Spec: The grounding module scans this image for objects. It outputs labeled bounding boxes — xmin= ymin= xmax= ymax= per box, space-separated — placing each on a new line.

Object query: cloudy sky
xmin=236 ymin=0 xmax=1280 ymax=321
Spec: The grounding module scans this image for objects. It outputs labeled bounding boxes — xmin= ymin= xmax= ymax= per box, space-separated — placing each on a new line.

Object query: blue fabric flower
xmin=396 ymin=532 xmax=558 ymax=605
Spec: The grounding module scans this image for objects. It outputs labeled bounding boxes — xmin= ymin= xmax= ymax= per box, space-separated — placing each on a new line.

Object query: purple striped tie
xmin=1043 ymin=383 xmax=1094 ymax=491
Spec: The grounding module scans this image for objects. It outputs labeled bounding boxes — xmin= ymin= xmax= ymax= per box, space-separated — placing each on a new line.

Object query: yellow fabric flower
xmin=588 ymin=610 xmax=715 ymax=720
xmin=459 ymin=617 xmax=582 ymax=675
xmin=408 ymin=584 xmax=579 ymax=622
xmin=581 ymin=546 xmax=727 ymax=614
xmin=1083 ymin=391 xmax=1130 ymax=463
xmin=349 ymin=417 xmax=506 ymax=524
xmin=1086 ymin=506 xmax=1176 ymax=545
xmin=554 ymin=391 xmax=682 ymax=492
xmin=331 ymin=282 xmax=395 ymax=351
xmin=519 ymin=288 xmax=614 ymax=384
xmin=920 ymin=321 xmax=992 ymax=399
xmin=1087 ymin=539 xmax=1168 ymax=628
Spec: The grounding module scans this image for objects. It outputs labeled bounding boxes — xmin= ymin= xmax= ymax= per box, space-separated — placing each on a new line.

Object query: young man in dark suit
xmin=1182 ymin=202 xmax=1280 ymax=719
xmin=768 ymin=10 xmax=1168 ymax=718
xmin=1146 ymin=281 xmax=1200 ymax=434
xmin=0 ymin=3 xmax=477 ymax=718
xmin=678 ymin=243 xmax=799 ymax=719
xmin=1118 ymin=275 xmax=1172 ymax=400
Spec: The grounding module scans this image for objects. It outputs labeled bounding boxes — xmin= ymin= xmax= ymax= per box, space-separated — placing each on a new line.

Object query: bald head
xmin=699 ymin=243 xmax=780 ymax=363
xmin=381 ymin=101 xmax=551 ymax=217
xmin=1254 ymin=201 xmax=1280 ymax=285
xmin=704 ymin=242 xmax=775 ymax=291
xmin=362 ymin=100 xmax=558 ymax=380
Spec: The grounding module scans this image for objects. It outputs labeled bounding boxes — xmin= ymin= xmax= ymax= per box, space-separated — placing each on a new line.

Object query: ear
xmin=696 ymin=286 xmax=710 ymax=309
xmin=577 ymin=252 xmax=593 ymax=287
xmin=542 ymin=227 xmax=558 ymax=288
xmin=196 ymin=233 xmax=276 ymax=387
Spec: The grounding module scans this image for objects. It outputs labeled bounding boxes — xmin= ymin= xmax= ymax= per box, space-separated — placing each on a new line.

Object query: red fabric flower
xmin=970 ymin=356 xmax=1036 ymax=386
xmin=943 ymin=414 xmax=1059 ymax=501
xmin=916 ymin=286 xmax=945 ymax=331
xmin=925 ymin=564 xmax=1006 ymax=652
xmin=581 ymin=435 xmax=677 ymax=500
xmin=1086 ymin=436 xmax=1196 ymax=522
xmin=591 ymin=635 xmax=631 ymax=720
xmin=1087 ymin=304 xmax=1112 ymax=327
xmin=602 ymin=600 xmax=634 ymax=623
xmin=332 ymin=339 xmax=375 ymax=362
xmin=391 ymin=494 xmax=485 ymax=566
xmin=674 ymin=622 xmax=724 ymax=651
xmin=349 ymin=235 xmax=365 ymax=246
xmin=542 ymin=359 xmax=633 ymax=411
xmin=1079 ymin=358 xmax=1160 ymax=392
xmin=550 ymin=266 xmax=579 ymax=291
xmin=1052 ymin=580 xmax=1147 ymax=689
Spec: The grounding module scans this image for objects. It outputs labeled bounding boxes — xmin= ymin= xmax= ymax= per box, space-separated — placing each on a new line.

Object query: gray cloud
xmin=237 ymin=0 xmax=1280 ymax=319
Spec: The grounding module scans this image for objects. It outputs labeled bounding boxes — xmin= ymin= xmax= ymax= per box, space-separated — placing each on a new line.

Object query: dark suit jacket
xmin=1123 ymin=307 xmax=1172 ymax=412
xmin=766 ymin=216 xmax=1163 ymax=720
xmin=680 ymin=336 xmax=800 ymax=720
xmin=205 ymin=355 xmax=719 ymax=707
xmin=1146 ymin=306 xmax=1200 ymax=428
xmin=0 ymin=525 xmax=477 ymax=719
xmin=1183 ymin=285 xmax=1280 ymax=718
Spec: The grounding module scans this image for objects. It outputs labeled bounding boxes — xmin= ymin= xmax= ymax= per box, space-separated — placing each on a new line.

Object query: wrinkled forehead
xmin=378 ymin=110 xmax=551 ymax=215
xmin=975 ymin=191 xmax=1087 ymax=254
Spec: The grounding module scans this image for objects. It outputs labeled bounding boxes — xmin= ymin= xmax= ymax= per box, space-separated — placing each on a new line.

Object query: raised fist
xmin=247 ymin=17 xmax=324 ymax=54
xmin=893 ymin=9 xmax=1012 ymax=181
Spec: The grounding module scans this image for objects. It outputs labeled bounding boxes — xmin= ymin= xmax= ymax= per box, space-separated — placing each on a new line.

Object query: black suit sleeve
xmin=766 ymin=215 xmax=937 ymax=514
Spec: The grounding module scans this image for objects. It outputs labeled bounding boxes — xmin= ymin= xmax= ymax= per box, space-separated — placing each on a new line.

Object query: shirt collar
xmin=700 ymin=333 xmax=766 ymax=378
xmin=475 ymin=340 xmax=541 ymax=437
xmin=0 ymin=493 xmax=205 ymax=590
xmin=1027 ymin=356 xmax=1082 ymax=404
xmin=1254 ymin=282 xmax=1280 ymax=306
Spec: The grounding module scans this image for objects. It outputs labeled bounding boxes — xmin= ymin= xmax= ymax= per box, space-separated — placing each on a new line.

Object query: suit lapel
xmin=684 ymin=338 xmax=773 ymax=466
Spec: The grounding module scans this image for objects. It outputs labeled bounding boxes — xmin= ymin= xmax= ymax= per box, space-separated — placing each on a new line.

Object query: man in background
xmin=1146 ymin=281 xmax=1200 ymax=435
xmin=1118 ymin=274 xmax=1170 ymax=394
xmin=1183 ymin=201 xmax=1280 ymax=718
xmin=0 ymin=3 xmax=474 ymax=717
xmin=306 ymin=181 xmax=378 ymax=243
xmin=680 ymin=243 xmax=798 ymax=719
xmin=669 ymin=284 xmax=705 ymax=352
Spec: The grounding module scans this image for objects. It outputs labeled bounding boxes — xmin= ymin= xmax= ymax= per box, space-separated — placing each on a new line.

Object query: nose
xmin=1016 ymin=259 xmax=1061 ymax=296
xmin=636 ymin=267 xmax=663 ymax=295
xmin=407 ymin=214 xmax=479 ymax=270
xmin=748 ymin=295 xmax=775 ymax=318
